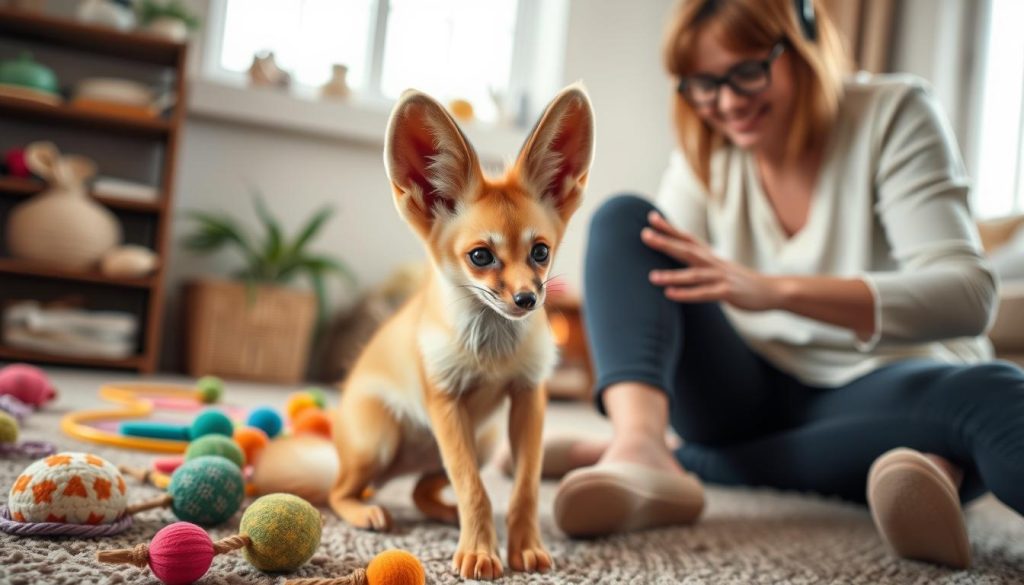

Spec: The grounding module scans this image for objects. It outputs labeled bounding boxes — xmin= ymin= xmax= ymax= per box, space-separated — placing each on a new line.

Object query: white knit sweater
xmin=656 ymin=73 xmax=998 ymax=387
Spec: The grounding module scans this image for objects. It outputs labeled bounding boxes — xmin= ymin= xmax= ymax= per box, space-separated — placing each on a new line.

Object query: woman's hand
xmin=641 ymin=211 xmax=784 ymax=311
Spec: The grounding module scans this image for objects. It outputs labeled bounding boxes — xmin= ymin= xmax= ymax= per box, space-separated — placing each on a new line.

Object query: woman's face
xmin=687 ymin=27 xmax=797 ymax=153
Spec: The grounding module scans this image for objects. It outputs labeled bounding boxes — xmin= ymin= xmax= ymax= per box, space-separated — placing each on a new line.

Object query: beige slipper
xmin=496 ymin=436 xmax=592 ymax=480
xmin=867 ymin=448 xmax=971 ymax=569
xmin=553 ymin=461 xmax=705 ymax=537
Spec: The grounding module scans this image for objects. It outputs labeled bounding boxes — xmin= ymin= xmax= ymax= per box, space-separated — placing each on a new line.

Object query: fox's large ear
xmin=515 ymin=84 xmax=595 ymax=223
xmin=384 ymin=90 xmax=482 ymax=236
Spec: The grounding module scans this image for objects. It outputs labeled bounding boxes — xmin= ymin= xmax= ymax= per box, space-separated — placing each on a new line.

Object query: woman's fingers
xmin=647 ymin=211 xmax=699 ymax=244
xmin=664 ymin=284 xmax=729 ymax=303
xmin=649 ymin=268 xmax=719 ymax=286
xmin=642 ymin=228 xmax=712 ymax=266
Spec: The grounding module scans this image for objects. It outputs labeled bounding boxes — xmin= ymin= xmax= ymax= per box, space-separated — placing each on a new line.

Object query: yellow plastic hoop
xmin=60 ymin=383 xmax=204 ymax=453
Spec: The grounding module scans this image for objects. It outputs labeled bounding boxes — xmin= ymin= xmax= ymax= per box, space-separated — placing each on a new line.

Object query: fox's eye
xmin=469 ymin=248 xmax=495 ymax=267
xmin=531 ymin=244 xmax=549 ymax=263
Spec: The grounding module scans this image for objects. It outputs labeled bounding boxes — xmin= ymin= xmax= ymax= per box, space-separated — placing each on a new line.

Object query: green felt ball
xmin=168 ymin=456 xmax=245 ymax=526
xmin=0 ymin=411 xmax=18 ymax=443
xmin=197 ymin=376 xmax=225 ymax=404
xmin=185 ymin=434 xmax=245 ymax=468
xmin=304 ymin=387 xmax=328 ymax=409
xmin=240 ymin=493 xmax=322 ymax=572
xmin=190 ymin=409 xmax=234 ymax=439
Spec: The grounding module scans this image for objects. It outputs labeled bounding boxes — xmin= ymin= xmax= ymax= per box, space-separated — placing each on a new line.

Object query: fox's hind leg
xmin=329 ymin=392 xmax=400 ymax=531
xmin=413 ymin=471 xmax=458 ymax=524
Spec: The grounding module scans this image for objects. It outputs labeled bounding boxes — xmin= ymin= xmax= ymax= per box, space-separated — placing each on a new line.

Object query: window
xmin=973 ymin=0 xmax=1024 ymax=218
xmin=205 ymin=0 xmax=558 ymax=125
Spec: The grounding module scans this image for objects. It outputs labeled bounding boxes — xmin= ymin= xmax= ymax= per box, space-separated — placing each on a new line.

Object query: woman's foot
xmin=552 ymin=433 xmax=704 ymax=537
xmin=867 ymin=448 xmax=971 ymax=569
xmin=495 ymin=437 xmax=610 ymax=480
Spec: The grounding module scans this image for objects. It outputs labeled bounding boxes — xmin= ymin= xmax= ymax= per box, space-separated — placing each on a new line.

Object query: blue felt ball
xmin=190 ymin=409 xmax=234 ymax=440
xmin=247 ymin=407 xmax=283 ymax=438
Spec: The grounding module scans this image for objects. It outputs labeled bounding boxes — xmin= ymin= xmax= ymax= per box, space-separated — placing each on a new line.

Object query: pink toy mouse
xmin=0 ymin=364 xmax=57 ymax=407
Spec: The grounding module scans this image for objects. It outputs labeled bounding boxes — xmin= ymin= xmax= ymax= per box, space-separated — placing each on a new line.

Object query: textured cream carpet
xmin=2 ymin=368 xmax=1023 ymax=584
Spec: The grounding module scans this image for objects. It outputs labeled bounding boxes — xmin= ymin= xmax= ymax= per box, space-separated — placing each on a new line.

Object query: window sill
xmin=186 ymin=77 xmax=529 ymax=163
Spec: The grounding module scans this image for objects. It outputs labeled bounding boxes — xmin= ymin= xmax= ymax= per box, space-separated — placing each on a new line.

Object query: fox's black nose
xmin=513 ymin=292 xmax=537 ymax=310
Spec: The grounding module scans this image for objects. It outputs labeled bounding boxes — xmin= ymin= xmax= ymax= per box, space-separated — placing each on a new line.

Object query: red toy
xmin=0 ymin=364 xmax=57 ymax=407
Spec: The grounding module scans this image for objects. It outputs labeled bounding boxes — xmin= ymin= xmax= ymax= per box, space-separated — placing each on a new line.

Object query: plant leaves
xmin=251 ymin=192 xmax=285 ymax=279
xmin=289 ymin=206 xmax=334 ymax=259
xmin=182 ymin=210 xmax=258 ymax=265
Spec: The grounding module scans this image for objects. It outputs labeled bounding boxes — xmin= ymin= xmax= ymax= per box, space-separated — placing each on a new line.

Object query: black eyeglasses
xmin=677 ymin=41 xmax=786 ymax=107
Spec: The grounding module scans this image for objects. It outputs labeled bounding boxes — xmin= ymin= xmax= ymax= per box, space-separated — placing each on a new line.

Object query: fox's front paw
xmin=508 ymin=531 xmax=552 ymax=573
xmin=452 ymin=545 xmax=503 ymax=580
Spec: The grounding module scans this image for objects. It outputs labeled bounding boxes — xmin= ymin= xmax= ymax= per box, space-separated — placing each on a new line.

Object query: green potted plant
xmin=182 ymin=194 xmax=355 ymax=384
xmin=136 ymin=0 xmax=200 ymax=42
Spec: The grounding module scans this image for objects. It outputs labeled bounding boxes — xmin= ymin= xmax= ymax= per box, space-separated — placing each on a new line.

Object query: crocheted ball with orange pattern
xmin=7 ymin=452 xmax=127 ymax=524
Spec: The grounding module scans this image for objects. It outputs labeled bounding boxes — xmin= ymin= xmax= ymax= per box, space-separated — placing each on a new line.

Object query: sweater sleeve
xmin=654 ymin=150 xmax=710 ymax=243
xmin=858 ymin=82 xmax=998 ymax=349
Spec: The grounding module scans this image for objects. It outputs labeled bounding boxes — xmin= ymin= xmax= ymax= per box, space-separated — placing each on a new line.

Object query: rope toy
xmin=1 ymin=452 xmax=133 ymax=537
xmin=284 ymin=550 xmax=426 ymax=585
xmin=97 ymin=494 xmax=323 ymax=582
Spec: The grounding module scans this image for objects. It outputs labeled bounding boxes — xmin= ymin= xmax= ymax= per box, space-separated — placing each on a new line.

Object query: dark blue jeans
xmin=584 ymin=194 xmax=1024 ymax=514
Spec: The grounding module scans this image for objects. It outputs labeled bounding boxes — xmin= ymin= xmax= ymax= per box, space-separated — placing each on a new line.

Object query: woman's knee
xmin=938 ymin=361 xmax=1024 ymax=428
xmin=588 ymin=193 xmax=657 ymax=238
xmin=942 ymin=361 xmax=1024 ymax=396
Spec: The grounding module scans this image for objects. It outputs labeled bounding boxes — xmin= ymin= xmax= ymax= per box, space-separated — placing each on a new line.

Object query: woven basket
xmin=185 ymin=279 xmax=316 ymax=384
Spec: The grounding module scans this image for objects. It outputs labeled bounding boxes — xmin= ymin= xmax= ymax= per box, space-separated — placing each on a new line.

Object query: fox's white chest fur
xmin=419 ymin=305 xmax=558 ymax=396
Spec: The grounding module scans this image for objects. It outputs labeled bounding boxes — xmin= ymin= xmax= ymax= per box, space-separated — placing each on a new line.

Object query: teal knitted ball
xmin=184 ymin=434 xmax=245 ymax=468
xmin=168 ymin=456 xmax=245 ymax=526
xmin=189 ymin=410 xmax=234 ymax=440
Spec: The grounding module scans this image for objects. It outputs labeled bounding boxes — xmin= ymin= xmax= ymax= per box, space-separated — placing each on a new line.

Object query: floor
xmin=2 ymin=366 xmax=1023 ymax=584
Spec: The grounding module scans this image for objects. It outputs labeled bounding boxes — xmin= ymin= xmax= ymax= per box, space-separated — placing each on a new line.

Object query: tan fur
xmin=330 ymin=84 xmax=594 ymax=580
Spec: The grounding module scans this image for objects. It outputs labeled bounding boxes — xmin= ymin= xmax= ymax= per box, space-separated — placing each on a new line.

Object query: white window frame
xmin=196 ymin=0 xmax=569 ymax=123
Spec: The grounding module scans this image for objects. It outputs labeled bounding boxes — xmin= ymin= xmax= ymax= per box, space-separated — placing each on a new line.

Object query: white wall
xmin=161 ymin=0 xmax=677 ymax=370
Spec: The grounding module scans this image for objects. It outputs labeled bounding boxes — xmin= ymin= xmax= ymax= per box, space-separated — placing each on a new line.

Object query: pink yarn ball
xmin=148 ymin=522 xmax=215 ymax=585
xmin=0 ymin=364 xmax=57 ymax=407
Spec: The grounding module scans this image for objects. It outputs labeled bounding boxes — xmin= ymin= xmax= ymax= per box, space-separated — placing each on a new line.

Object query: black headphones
xmin=793 ymin=0 xmax=817 ymax=41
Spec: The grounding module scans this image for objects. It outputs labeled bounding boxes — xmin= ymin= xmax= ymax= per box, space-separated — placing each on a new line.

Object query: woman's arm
xmin=642 ymin=211 xmax=875 ymax=340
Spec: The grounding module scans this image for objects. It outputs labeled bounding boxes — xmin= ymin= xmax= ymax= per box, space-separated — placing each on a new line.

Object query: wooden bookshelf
xmin=0 ymin=177 xmax=162 ymax=214
xmin=0 ymin=7 xmax=181 ymax=65
xmin=0 ymin=9 xmax=187 ymax=373
xmin=0 ymin=258 xmax=156 ymax=288
xmin=0 ymin=94 xmax=172 ymax=138
xmin=0 ymin=344 xmax=144 ymax=370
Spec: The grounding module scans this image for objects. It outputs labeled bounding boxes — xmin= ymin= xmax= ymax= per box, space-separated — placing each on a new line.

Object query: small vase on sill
xmin=320 ymin=64 xmax=351 ymax=100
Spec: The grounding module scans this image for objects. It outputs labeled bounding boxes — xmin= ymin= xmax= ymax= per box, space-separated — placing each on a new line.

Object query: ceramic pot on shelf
xmin=5 ymin=142 xmax=122 ymax=271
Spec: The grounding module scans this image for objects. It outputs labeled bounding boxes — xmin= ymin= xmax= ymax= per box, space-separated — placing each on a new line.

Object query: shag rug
xmin=2 ymin=369 xmax=1023 ymax=584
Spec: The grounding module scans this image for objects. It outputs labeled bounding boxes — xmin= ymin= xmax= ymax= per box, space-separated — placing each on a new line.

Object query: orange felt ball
xmin=233 ymin=426 xmax=269 ymax=464
xmin=291 ymin=409 xmax=332 ymax=438
xmin=286 ymin=393 xmax=319 ymax=422
xmin=366 ymin=549 xmax=425 ymax=585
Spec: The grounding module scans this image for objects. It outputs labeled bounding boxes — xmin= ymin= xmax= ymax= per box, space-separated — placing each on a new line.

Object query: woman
xmin=550 ymin=0 xmax=1023 ymax=569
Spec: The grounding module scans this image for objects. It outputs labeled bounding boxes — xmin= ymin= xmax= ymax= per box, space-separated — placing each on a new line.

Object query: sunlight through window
xmin=974 ymin=0 xmax=1024 ymax=218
